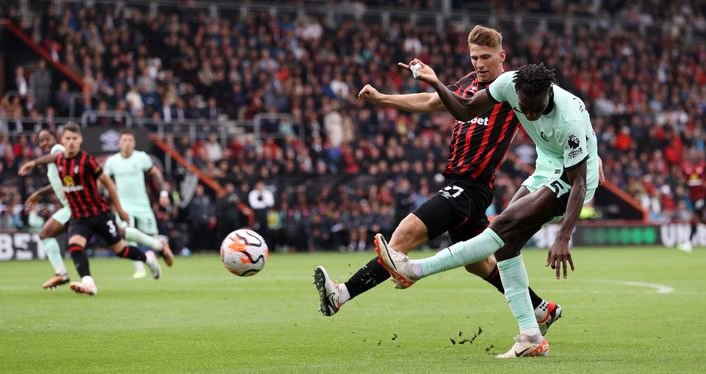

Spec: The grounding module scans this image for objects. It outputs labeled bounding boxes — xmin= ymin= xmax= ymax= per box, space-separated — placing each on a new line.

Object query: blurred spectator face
xmin=119 ymin=132 xmax=136 ymax=156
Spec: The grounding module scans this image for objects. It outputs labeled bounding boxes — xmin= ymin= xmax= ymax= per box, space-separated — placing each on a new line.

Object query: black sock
xmin=483 ymin=265 xmax=543 ymax=309
xmin=117 ymin=246 xmax=147 ymax=262
xmin=344 ymin=257 xmax=391 ymax=299
xmin=690 ymin=223 xmax=698 ymax=240
xmin=69 ymin=244 xmax=91 ymax=277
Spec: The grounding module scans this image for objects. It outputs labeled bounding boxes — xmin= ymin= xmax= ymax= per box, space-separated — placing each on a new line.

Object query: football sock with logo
xmin=125 ymin=227 xmax=163 ymax=251
xmin=484 ymin=265 xmax=544 ymax=309
xmin=344 ymin=258 xmax=391 ymax=301
xmin=419 ymin=228 xmax=504 ymax=277
xmin=117 ymin=246 xmax=147 ymax=262
xmin=498 ymin=255 xmax=541 ymax=337
xmin=69 ymin=244 xmax=91 ymax=277
xmin=43 ymin=237 xmax=67 ymax=275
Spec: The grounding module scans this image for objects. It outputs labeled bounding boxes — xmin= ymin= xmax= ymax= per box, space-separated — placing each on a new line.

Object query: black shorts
xmin=412 ymin=176 xmax=493 ymax=243
xmin=68 ymin=211 xmax=122 ymax=246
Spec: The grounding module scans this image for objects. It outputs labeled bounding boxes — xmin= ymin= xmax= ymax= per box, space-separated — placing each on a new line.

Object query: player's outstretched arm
xmin=358 ymin=83 xmax=444 ymax=113
xmin=98 ymin=173 xmax=130 ymax=223
xmin=24 ymin=184 xmax=54 ymax=209
xmin=18 ymin=153 xmax=60 ymax=176
xmin=546 ymin=161 xmax=587 ymax=279
xmin=400 ymin=58 xmax=494 ymax=121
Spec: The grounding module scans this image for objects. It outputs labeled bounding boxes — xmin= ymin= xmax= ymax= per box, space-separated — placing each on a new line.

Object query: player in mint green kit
xmin=103 ymin=129 xmax=174 ymax=278
xmin=24 ymin=130 xmax=72 ymax=289
xmin=375 ymin=63 xmax=599 ymax=358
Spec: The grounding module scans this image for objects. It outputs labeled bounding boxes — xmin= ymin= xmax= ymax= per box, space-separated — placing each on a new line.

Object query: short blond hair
xmin=467 ymin=25 xmax=503 ymax=49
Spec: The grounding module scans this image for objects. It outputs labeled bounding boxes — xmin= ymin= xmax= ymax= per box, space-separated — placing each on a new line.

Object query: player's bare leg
xmin=314 ymin=214 xmax=429 ymax=315
xmin=40 ymin=219 xmax=70 ymax=289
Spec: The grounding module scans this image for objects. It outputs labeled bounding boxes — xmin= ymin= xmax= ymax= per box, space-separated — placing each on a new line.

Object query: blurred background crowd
xmin=1 ymin=0 xmax=705 ymax=251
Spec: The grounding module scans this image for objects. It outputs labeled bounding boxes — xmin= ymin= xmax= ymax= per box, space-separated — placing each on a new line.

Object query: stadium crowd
xmin=2 ymin=1 xmax=706 ymax=250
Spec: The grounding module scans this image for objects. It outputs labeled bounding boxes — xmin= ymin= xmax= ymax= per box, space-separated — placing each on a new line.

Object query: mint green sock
xmin=419 ymin=228 xmax=504 ymax=277
xmin=42 ymin=237 xmax=67 ymax=275
xmin=125 ymin=228 xmax=163 ymax=251
xmin=498 ymin=255 xmax=539 ymax=332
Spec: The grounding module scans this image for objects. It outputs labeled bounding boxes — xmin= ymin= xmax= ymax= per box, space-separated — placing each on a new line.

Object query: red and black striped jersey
xmin=444 ymin=71 xmax=520 ymax=187
xmin=682 ymin=161 xmax=706 ymax=201
xmin=56 ymin=150 xmax=111 ymax=219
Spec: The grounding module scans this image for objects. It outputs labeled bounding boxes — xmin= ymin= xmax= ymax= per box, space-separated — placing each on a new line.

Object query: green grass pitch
xmin=1 ymin=248 xmax=705 ymax=373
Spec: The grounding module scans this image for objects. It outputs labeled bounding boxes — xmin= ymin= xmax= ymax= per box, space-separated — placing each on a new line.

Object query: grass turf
xmin=1 ymin=247 xmax=705 ymax=373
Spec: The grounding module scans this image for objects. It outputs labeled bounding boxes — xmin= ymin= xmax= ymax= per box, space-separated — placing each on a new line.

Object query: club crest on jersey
xmin=63 ymin=176 xmax=75 ymax=186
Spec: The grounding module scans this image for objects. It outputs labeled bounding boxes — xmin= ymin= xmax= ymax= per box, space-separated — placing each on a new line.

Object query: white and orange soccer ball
xmin=220 ymin=229 xmax=269 ymax=276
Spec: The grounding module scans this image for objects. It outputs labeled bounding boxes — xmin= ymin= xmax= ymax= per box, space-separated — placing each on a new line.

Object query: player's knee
xmin=464 ymin=256 xmax=496 ymax=277
xmin=494 ymin=245 xmax=521 ymax=262
xmin=68 ymin=243 xmax=85 ymax=253
xmin=38 ymin=229 xmax=49 ymax=240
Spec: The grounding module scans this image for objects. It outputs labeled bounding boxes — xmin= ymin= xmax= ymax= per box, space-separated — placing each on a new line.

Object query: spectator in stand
xmin=187 ymin=184 xmax=216 ymax=250
xmin=29 ymin=60 xmax=52 ymax=112
xmin=248 ymin=180 xmax=275 ymax=245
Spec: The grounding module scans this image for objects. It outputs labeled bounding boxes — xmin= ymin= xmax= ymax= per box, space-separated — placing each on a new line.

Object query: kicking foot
xmin=374 ymin=233 xmax=417 ymax=289
xmin=161 ymin=239 xmax=175 ymax=267
xmin=313 ymin=266 xmax=341 ymax=316
xmin=42 ymin=274 xmax=70 ymax=289
xmin=145 ymin=251 xmax=161 ymax=279
xmin=496 ymin=334 xmax=549 ymax=358
xmin=537 ymin=301 xmax=563 ymax=336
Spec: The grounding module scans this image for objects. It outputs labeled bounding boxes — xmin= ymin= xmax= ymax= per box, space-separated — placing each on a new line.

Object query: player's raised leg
xmin=40 ymin=207 xmax=71 ymax=289
xmin=318 ymin=189 xmax=562 ymax=333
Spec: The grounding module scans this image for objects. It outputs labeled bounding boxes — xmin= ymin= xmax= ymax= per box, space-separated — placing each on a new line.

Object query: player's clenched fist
xmin=358 ymin=84 xmax=382 ymax=104
xmin=398 ymin=58 xmax=439 ymax=84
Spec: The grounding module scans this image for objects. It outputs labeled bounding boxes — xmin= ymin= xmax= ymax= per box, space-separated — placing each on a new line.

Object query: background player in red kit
xmin=313 ymin=25 xmax=562 ymax=333
xmin=679 ymin=149 xmax=706 ymax=252
xmin=19 ymin=123 xmax=161 ymax=295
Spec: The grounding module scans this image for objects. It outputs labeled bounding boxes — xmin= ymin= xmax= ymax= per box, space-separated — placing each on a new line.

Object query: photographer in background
xmin=248 ymin=180 xmax=274 ymax=245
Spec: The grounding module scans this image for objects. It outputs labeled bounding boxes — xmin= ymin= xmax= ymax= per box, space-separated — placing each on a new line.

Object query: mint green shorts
xmin=116 ymin=209 xmax=158 ymax=236
xmin=50 ymin=206 xmax=72 ymax=226
xmin=521 ymin=172 xmax=596 ymax=223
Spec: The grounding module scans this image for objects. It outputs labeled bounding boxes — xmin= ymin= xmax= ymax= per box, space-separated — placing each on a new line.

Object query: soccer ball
xmin=220 ymin=229 xmax=269 ymax=276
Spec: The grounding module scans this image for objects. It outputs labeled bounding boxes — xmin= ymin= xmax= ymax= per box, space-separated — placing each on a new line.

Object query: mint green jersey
xmin=103 ymin=150 xmax=154 ymax=212
xmin=488 ymin=71 xmax=599 ymax=198
xmin=47 ymin=144 xmax=69 ymax=207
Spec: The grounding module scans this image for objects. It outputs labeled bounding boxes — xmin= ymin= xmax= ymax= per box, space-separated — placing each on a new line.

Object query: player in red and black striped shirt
xmin=314 ymin=26 xmax=561 ymax=332
xmin=678 ymin=149 xmax=706 ymax=252
xmin=19 ymin=123 xmax=161 ymax=295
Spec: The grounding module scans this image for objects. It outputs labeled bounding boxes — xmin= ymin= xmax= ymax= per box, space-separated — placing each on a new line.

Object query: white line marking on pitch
xmin=595 ymin=280 xmax=674 ymax=294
